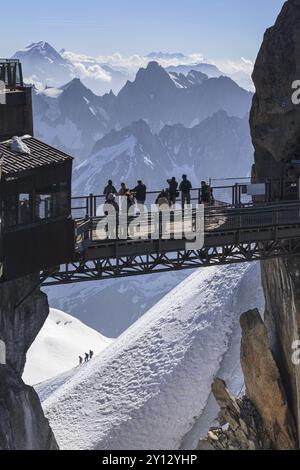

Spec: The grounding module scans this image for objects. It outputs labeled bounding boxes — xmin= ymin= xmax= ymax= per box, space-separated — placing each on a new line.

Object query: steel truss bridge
xmin=42 ymin=183 xmax=300 ymax=286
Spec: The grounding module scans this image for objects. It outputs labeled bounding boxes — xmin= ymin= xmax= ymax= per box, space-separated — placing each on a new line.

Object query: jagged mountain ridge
xmin=13 ymin=41 xmax=73 ymax=88
xmin=49 ymin=112 xmax=252 ymax=337
xmin=13 ymin=42 xmax=226 ymax=95
xmin=34 ymin=55 xmax=253 ymax=340
xmin=73 ymin=112 xmax=252 ymax=195
xmin=165 ymin=62 xmax=223 ymax=78
xmin=13 ymin=41 xmax=129 ymax=95
xmin=116 ymin=62 xmax=252 ymax=132
xmin=32 ymin=79 xmax=118 ymax=158
xmin=169 ymin=70 xmax=208 ymax=88
xmin=33 ymin=61 xmax=252 ymax=159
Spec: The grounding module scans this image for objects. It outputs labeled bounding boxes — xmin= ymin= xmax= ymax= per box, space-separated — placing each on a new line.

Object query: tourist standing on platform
xmin=179 ymin=175 xmax=192 ymax=207
xmin=103 ymin=180 xmax=117 ymax=201
xmin=167 ymin=177 xmax=179 ymax=207
xmin=133 ymin=180 xmax=147 ymax=213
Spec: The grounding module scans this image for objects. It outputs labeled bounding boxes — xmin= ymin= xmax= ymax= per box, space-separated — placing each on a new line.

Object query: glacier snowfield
xmin=29 ymin=263 xmax=264 ymax=450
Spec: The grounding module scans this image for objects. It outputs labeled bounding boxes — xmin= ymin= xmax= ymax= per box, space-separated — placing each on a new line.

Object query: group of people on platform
xmin=79 ymin=350 xmax=94 ymax=366
xmin=103 ymin=179 xmax=147 ymax=212
xmin=103 ymin=175 xmax=214 ymax=213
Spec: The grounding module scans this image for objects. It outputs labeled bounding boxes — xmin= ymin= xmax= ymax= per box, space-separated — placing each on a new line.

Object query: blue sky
xmin=2 ymin=0 xmax=285 ymax=60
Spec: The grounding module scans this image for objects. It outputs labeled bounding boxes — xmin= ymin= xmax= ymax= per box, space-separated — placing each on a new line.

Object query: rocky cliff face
xmin=250 ymin=0 xmax=300 ymax=442
xmin=198 ymin=376 xmax=271 ymax=451
xmin=0 ymin=275 xmax=58 ymax=450
xmin=200 ymin=0 xmax=300 ymax=450
xmin=199 ymin=310 xmax=297 ymax=450
xmin=240 ymin=310 xmax=297 ymax=449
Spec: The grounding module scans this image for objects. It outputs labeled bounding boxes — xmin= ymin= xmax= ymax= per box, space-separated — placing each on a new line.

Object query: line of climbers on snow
xmin=102 ymin=175 xmax=215 ymax=213
xmin=79 ymin=350 xmax=94 ymax=366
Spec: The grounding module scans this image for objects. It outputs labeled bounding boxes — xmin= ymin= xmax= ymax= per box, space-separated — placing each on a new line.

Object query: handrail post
xmin=235 ymin=184 xmax=240 ymax=207
xmin=232 ymin=185 xmax=236 ymax=207
xmin=85 ymin=197 xmax=89 ymax=218
xmin=89 ymin=193 xmax=93 ymax=218
xmin=93 ymin=195 xmax=97 ymax=217
xmin=159 ymin=211 xmax=162 ymax=239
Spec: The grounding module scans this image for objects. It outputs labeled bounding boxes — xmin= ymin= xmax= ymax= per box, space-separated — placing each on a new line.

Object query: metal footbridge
xmin=2 ymin=60 xmax=300 ymax=289
xmin=42 ymin=182 xmax=300 ymax=286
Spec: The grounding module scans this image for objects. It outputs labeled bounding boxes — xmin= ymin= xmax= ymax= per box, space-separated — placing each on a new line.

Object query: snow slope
xmin=38 ymin=263 xmax=264 ymax=450
xmin=23 ymin=309 xmax=113 ymax=386
xmin=45 ymin=270 xmax=189 ymax=338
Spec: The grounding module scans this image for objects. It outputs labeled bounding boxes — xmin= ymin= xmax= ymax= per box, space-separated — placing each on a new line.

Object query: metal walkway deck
xmin=42 ymin=199 xmax=300 ymax=286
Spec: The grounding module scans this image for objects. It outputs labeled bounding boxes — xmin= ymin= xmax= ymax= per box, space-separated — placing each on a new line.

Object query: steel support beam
xmin=42 ymin=238 xmax=300 ymax=286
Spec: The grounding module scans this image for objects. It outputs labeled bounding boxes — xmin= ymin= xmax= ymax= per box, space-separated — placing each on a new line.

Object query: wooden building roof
xmin=0 ymin=137 xmax=73 ymax=177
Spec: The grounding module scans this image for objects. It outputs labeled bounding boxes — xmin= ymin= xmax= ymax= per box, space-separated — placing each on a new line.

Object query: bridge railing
xmin=71 ymin=184 xmax=247 ymax=219
xmin=0 ymin=59 xmax=24 ymax=89
xmin=74 ymin=201 xmax=300 ymax=248
xmin=71 ymin=179 xmax=288 ymax=219
xmin=207 ymin=201 xmax=300 ymax=232
xmin=71 ymin=190 xmax=203 ymax=219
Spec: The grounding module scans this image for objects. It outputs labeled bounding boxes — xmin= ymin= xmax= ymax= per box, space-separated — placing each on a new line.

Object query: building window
xmin=35 ymin=192 xmax=52 ymax=221
xmin=35 ymin=182 xmax=69 ymax=221
xmin=18 ymin=193 xmax=32 ymax=225
xmin=2 ymin=182 xmax=69 ymax=228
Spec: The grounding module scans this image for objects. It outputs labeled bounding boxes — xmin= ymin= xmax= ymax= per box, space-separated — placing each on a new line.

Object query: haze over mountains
xmin=73 ymin=113 xmax=252 ymax=196
xmin=13 ymin=41 xmax=254 ymax=94
xmin=13 ymin=41 xmax=129 ymax=95
xmin=30 ymin=57 xmax=253 ymax=170
xmin=14 ymin=40 xmax=255 ymax=336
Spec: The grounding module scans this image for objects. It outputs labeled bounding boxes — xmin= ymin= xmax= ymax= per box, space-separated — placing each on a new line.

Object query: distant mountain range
xmin=32 ymin=61 xmax=253 ymax=159
xmin=22 ymin=42 xmax=255 ymax=338
xmin=147 ymin=51 xmax=187 ymax=60
xmin=169 ymin=70 xmax=209 ymax=88
xmin=13 ymin=41 xmax=129 ymax=95
xmin=13 ymin=41 xmax=73 ymax=88
xmin=12 ymin=41 xmax=254 ymax=94
xmin=166 ymin=62 xmax=223 ymax=78
xmin=73 ymin=113 xmax=253 ymax=196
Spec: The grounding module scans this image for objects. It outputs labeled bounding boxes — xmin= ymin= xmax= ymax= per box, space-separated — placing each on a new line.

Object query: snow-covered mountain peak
xmin=28 ymin=40 xmax=53 ymax=51
xmin=71 ymin=110 xmax=252 ymax=198
xmin=166 ymin=62 xmax=224 ymax=78
xmin=169 ymin=69 xmax=208 ymax=88
xmin=14 ymin=41 xmax=69 ymax=65
xmin=23 ymin=309 xmax=113 ymax=386
xmin=13 ymin=41 xmax=72 ymax=88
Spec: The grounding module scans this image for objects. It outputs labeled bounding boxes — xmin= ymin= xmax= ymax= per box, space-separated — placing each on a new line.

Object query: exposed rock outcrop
xmin=250 ymin=0 xmax=300 ymax=442
xmin=200 ymin=310 xmax=296 ymax=450
xmin=240 ymin=310 xmax=297 ymax=449
xmin=198 ymin=377 xmax=271 ymax=450
xmin=0 ymin=275 xmax=58 ymax=450
xmin=250 ymin=0 xmax=300 ymax=174
xmin=200 ymin=0 xmax=300 ymax=451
